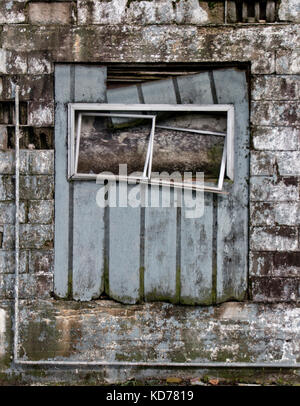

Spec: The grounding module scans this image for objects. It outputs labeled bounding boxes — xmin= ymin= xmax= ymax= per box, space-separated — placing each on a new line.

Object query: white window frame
xmin=68 ymin=103 xmax=235 ymax=193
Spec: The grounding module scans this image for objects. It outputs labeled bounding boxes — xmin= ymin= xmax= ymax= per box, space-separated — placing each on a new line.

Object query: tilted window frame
xmin=68 ymin=103 xmax=235 ymax=194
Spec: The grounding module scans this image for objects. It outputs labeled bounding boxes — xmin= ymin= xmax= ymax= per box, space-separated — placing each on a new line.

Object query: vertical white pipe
xmin=147 ymin=116 xmax=156 ymax=178
xmin=14 ymin=85 xmax=20 ymax=361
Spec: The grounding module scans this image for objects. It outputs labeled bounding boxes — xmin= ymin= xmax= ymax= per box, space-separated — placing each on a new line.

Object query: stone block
xmin=2 ymin=24 xmax=298 ymax=70
xmin=0 ymin=126 xmax=8 ymax=150
xmin=28 ymin=102 xmax=54 ymax=126
xmin=78 ymin=0 xmax=226 ymax=25
xmin=251 ymin=75 xmax=300 ymax=101
xmin=252 ymin=126 xmax=300 ymax=151
xmin=251 ymin=151 xmax=300 ymax=176
xmin=0 ymin=202 xmax=26 ymax=224
xmin=20 ymin=224 xmax=54 ymax=249
xmin=250 ymin=251 xmax=300 ymax=278
xmin=250 ymin=202 xmax=300 ymax=226
xmin=128 ymin=0 xmax=176 ymax=25
xmin=249 ymin=176 xmax=275 ymax=201
xmin=273 ymin=252 xmax=300 ymax=277
xmin=0 ymin=151 xmax=14 ymax=174
xmin=6 ymin=52 xmax=27 ymax=74
xmin=0 ymin=50 xmax=6 ymax=74
xmin=0 ymin=1 xmax=26 ymax=24
xmin=19 ymin=273 xmax=53 ymax=299
xmin=0 ymin=250 xmax=28 ymax=274
xmin=249 ymin=251 xmax=274 ymax=277
xmin=0 ymin=176 xmax=14 ymax=201
xmin=0 ymin=150 xmax=29 ymax=175
xmin=251 ymin=277 xmax=300 ymax=302
xmin=28 ymin=150 xmax=54 ymax=175
xmin=251 ymin=101 xmax=300 ymax=126
xmin=1 ymin=225 xmax=14 ymax=249
xmin=0 ymin=273 xmax=53 ymax=299
xmin=276 ymin=49 xmax=300 ymax=74
xmin=0 ymin=274 xmax=14 ymax=299
xmin=28 ymin=250 xmax=54 ymax=273
xmin=19 ymin=151 xmax=30 ymax=174
xmin=28 ymin=200 xmax=54 ymax=224
xmin=19 ymin=175 xmax=54 ymax=200
xmin=15 ymin=300 xmax=300 ymax=364
xmin=278 ymin=0 xmax=300 ymax=23
xmin=0 ymin=49 xmax=28 ymax=74
xmin=2 ymin=25 xmax=74 ymax=54
xmin=28 ymin=2 xmax=73 ymax=25
xmin=2 ymin=75 xmax=54 ymax=101
xmin=28 ymin=52 xmax=53 ymax=74
xmin=250 ymin=226 xmax=298 ymax=252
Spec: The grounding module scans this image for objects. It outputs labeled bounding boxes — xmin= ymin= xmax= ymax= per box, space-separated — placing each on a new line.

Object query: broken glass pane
xmin=76 ymin=112 xmax=154 ymax=176
xmin=150 ymin=111 xmax=226 ymax=180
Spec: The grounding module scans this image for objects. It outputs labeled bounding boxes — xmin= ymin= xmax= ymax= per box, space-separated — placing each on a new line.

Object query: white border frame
xmin=68 ymin=103 xmax=235 ymax=193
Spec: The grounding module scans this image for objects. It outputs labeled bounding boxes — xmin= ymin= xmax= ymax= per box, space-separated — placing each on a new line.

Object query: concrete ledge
xmin=11 ymin=300 xmax=299 ymax=364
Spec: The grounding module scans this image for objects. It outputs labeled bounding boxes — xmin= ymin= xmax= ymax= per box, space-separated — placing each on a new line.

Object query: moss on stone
xmin=139 ymin=266 xmax=145 ymax=302
xmin=207 ymin=143 xmax=224 ymax=179
xmin=175 ymin=267 xmax=181 ymax=303
xmin=20 ymin=320 xmax=61 ymax=361
xmin=103 ymin=257 xmax=109 ymax=295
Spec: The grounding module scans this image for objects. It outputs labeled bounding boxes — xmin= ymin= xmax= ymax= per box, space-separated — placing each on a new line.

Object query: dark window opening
xmin=227 ymin=0 xmax=277 ymax=23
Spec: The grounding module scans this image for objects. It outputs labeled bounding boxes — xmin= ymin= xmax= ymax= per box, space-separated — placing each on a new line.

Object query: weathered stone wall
xmin=0 ymin=0 xmax=299 ymax=384
xmin=0 ymin=151 xmax=53 ymax=300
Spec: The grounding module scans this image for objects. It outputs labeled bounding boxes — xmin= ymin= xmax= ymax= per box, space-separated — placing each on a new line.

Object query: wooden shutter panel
xmin=54 ymin=66 xmax=249 ymax=305
xmin=54 ymin=65 xmax=107 ymax=300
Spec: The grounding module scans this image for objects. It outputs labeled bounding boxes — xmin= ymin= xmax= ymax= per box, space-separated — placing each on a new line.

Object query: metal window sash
xmin=74 ymin=112 xmax=156 ymax=180
xmin=69 ymin=103 xmax=234 ymax=193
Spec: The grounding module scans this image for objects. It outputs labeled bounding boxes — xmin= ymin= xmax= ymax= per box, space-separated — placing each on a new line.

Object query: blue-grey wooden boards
xmin=54 ymin=65 xmax=249 ymax=305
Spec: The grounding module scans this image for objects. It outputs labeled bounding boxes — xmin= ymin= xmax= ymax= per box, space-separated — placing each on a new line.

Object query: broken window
xmin=69 ymin=98 xmax=234 ymax=194
xmin=54 ymin=64 xmax=249 ymax=305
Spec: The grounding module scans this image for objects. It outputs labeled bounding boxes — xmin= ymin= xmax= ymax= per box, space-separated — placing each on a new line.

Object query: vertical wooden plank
xmin=54 ymin=64 xmax=71 ymax=298
xmin=213 ymin=68 xmax=249 ymax=303
xmin=72 ymin=66 xmax=107 ymax=301
xmin=177 ymin=71 xmax=215 ymax=305
xmin=144 ymin=187 xmax=177 ymax=303
xmin=215 ymin=196 xmax=248 ymax=303
xmin=74 ymin=65 xmax=107 ymax=103
xmin=141 ymin=79 xmax=177 ymax=104
xmin=107 ymin=83 xmax=143 ymax=304
xmin=213 ymin=69 xmax=249 ymax=207
xmin=72 ymin=182 xmax=105 ymax=301
xmin=109 ymin=185 xmax=141 ymax=304
xmin=180 ymin=194 xmax=213 ymax=304
xmin=107 ymin=85 xmax=140 ymax=104
xmin=107 ymin=85 xmax=141 ymax=126
xmin=177 ymin=72 xmax=214 ymax=104
xmin=107 ymin=77 xmax=178 ymax=304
